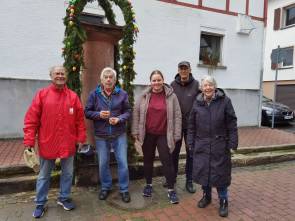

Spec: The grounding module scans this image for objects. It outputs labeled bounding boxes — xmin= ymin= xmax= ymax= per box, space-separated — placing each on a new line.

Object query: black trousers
xmin=142 ymin=133 xmax=175 ymax=189
xmin=171 ymin=129 xmax=193 ymax=182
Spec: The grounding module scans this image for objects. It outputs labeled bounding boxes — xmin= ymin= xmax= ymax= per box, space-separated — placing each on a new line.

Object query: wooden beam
xmin=246 ymin=0 xmax=249 ymax=15
xmin=226 ymin=0 xmax=230 ymax=12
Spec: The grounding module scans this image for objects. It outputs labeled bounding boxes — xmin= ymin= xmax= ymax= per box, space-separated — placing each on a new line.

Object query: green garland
xmin=63 ymin=0 xmax=139 ymax=162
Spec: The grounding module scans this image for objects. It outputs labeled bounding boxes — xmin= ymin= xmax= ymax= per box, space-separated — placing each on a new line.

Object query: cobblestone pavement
xmin=1 ymin=161 xmax=295 ymax=221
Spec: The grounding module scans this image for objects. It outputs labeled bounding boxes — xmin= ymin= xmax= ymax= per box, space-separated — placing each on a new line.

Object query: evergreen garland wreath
xmin=63 ymin=0 xmax=139 ymax=162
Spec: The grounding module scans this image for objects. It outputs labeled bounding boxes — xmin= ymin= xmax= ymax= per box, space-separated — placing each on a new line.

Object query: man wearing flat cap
xmin=169 ymin=61 xmax=200 ymax=193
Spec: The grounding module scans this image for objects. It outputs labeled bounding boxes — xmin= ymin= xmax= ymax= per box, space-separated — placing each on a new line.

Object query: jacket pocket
xmin=211 ymin=135 xmax=228 ymax=155
xmin=194 ymin=138 xmax=210 ymax=154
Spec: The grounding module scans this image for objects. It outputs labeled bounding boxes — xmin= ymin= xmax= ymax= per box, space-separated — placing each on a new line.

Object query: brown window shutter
xmin=274 ymin=8 xmax=281 ymax=30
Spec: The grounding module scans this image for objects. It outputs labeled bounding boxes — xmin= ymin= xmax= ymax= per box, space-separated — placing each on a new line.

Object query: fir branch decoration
xmin=62 ymin=0 xmax=139 ymax=162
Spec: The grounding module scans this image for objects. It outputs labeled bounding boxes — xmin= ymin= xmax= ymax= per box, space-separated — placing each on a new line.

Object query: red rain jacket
xmin=23 ymin=84 xmax=86 ymax=159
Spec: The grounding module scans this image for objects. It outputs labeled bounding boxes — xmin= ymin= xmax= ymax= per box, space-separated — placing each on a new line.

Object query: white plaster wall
xmin=249 ymin=0 xmax=264 ymax=18
xmin=0 ymin=0 xmax=265 ymax=90
xmin=263 ymin=0 xmax=295 ymax=82
xmin=0 ymin=78 xmax=50 ymax=138
xmin=230 ymin=0 xmax=246 ymax=14
xmin=203 ymin=0 xmax=226 ymax=10
xmin=129 ymin=0 xmax=265 ymax=90
xmin=0 ymin=0 xmax=66 ymax=80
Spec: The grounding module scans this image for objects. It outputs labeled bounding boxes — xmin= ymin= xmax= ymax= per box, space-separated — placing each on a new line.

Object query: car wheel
xmin=261 ymin=111 xmax=270 ymax=126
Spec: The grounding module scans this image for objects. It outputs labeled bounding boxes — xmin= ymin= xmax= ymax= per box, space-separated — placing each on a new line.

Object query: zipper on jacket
xmin=108 ymin=96 xmax=112 ymax=136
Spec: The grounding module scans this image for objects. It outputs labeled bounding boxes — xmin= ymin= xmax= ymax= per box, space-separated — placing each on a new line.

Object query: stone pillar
xmin=81 ymin=21 xmax=123 ymax=146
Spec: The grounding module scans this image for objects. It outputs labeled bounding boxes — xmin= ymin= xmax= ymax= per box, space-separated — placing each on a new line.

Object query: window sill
xmin=280 ymin=23 xmax=295 ymax=30
xmin=197 ymin=63 xmax=227 ymax=69
xmin=278 ymin=65 xmax=293 ymax=70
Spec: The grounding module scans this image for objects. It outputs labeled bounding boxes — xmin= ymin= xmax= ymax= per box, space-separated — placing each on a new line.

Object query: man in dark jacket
xmin=170 ymin=61 xmax=200 ymax=193
xmin=85 ymin=67 xmax=131 ymax=203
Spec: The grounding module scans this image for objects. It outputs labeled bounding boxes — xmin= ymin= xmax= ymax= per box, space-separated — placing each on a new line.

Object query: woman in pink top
xmin=132 ymin=70 xmax=182 ymax=204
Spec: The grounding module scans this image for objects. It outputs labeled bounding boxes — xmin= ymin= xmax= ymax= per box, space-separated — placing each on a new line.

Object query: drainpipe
xmin=258 ymin=24 xmax=267 ymax=127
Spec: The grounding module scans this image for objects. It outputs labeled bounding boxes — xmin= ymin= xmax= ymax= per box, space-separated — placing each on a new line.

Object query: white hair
xmin=200 ymin=75 xmax=217 ymax=88
xmin=49 ymin=65 xmax=67 ymax=75
xmin=100 ymin=67 xmax=117 ymax=82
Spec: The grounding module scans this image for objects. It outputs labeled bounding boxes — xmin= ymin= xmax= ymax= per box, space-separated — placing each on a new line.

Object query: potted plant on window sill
xmin=201 ymin=50 xmax=220 ymax=75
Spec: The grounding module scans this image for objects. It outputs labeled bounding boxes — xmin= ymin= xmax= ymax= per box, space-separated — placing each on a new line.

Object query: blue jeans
xmin=202 ymin=186 xmax=228 ymax=200
xmin=95 ymin=133 xmax=129 ymax=193
xmin=35 ymin=156 xmax=74 ymax=205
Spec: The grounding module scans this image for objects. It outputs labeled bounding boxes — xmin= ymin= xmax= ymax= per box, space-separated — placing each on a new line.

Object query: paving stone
xmin=0 ymin=161 xmax=294 ymax=220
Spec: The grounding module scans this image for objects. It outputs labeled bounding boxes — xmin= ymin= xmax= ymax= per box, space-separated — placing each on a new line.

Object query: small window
xmin=271 ymin=46 xmax=294 ymax=69
xmin=284 ymin=5 xmax=295 ymax=27
xmin=285 ymin=5 xmax=295 ymax=26
xmin=199 ymin=32 xmax=222 ymax=66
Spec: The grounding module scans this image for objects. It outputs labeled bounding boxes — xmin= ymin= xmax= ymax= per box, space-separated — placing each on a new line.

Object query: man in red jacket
xmin=23 ymin=65 xmax=86 ymax=218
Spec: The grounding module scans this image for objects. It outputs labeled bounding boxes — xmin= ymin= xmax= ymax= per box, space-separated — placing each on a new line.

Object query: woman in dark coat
xmin=187 ymin=75 xmax=238 ymax=217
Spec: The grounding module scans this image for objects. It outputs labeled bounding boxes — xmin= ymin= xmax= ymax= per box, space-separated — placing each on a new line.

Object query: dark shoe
xmin=121 ymin=192 xmax=131 ymax=203
xmin=57 ymin=199 xmax=75 ymax=211
xmin=32 ymin=205 xmax=46 ymax=218
xmin=185 ymin=181 xmax=196 ymax=193
xmin=219 ymin=199 xmax=228 ymax=217
xmin=168 ymin=190 xmax=179 ymax=204
xmin=99 ymin=190 xmax=110 ymax=200
xmin=198 ymin=194 xmax=211 ymax=208
xmin=142 ymin=185 xmax=153 ymax=197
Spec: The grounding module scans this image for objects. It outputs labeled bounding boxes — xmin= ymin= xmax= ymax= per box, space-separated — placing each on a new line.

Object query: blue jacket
xmin=84 ymin=85 xmax=131 ymax=138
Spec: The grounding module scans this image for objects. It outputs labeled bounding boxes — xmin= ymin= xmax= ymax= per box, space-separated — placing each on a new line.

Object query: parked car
xmin=261 ymin=96 xmax=294 ymax=126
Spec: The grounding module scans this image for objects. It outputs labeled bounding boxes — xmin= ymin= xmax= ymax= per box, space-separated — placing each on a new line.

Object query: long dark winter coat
xmin=187 ymin=89 xmax=238 ymax=187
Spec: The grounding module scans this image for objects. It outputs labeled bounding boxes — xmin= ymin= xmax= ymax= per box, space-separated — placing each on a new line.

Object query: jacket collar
xmin=142 ymin=83 xmax=174 ymax=97
xmin=196 ymin=88 xmax=225 ymax=106
xmin=174 ymin=73 xmax=194 ymax=86
xmin=95 ymin=85 xmax=121 ymax=96
xmin=49 ymin=83 xmax=67 ymax=93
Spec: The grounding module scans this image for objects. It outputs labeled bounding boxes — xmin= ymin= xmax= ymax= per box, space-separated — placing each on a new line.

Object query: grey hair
xmin=200 ymin=75 xmax=217 ymax=88
xmin=100 ymin=67 xmax=117 ymax=82
xmin=49 ymin=65 xmax=67 ymax=75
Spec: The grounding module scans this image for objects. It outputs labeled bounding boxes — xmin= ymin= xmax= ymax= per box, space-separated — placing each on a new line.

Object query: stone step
xmin=1 ymin=148 xmax=295 ymax=195
xmin=234 ymin=144 xmax=295 ymax=154
xmin=232 ymin=149 xmax=295 ymax=167
xmin=0 ymin=165 xmax=34 ymax=179
xmin=0 ymin=173 xmax=60 ymax=195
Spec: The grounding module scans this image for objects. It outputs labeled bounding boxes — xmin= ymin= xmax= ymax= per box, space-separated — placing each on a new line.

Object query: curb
xmin=0 ymin=164 xmax=33 ymax=178
xmin=235 ymin=144 xmax=295 ymax=154
xmin=1 ymin=151 xmax=295 ymax=195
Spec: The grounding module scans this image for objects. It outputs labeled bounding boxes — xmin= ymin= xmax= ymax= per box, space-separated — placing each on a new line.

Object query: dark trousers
xmin=172 ymin=129 xmax=193 ymax=182
xmin=202 ymin=186 xmax=228 ymax=200
xmin=142 ymin=133 xmax=175 ymax=189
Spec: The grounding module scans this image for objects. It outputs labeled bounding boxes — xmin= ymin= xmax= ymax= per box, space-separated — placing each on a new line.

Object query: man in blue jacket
xmin=85 ymin=67 xmax=131 ymax=203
